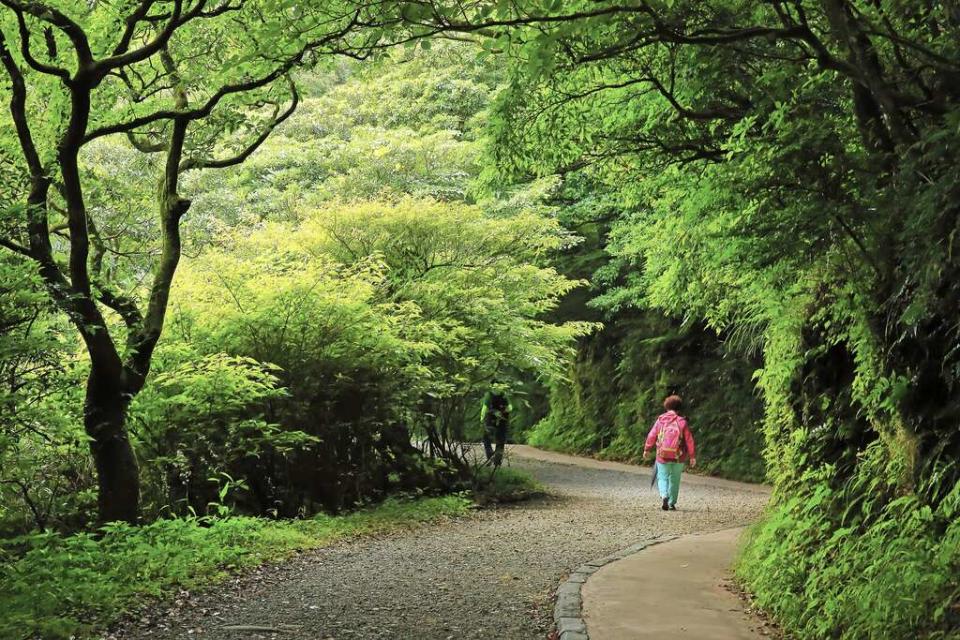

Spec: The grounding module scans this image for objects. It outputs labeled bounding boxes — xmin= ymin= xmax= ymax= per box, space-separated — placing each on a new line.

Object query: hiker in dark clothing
xmin=481 ymin=389 xmax=511 ymax=468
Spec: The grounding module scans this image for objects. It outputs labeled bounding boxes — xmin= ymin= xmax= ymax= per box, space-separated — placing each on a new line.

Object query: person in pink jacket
xmin=642 ymin=395 xmax=696 ymax=511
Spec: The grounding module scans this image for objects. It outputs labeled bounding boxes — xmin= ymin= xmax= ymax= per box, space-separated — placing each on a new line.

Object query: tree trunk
xmin=85 ymin=371 xmax=140 ymax=524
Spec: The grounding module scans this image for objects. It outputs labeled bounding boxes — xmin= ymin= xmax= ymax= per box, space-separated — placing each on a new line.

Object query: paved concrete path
xmin=582 ymin=528 xmax=768 ymax=639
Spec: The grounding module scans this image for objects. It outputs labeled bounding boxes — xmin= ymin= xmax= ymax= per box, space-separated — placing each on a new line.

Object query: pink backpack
xmin=656 ymin=416 xmax=684 ymax=461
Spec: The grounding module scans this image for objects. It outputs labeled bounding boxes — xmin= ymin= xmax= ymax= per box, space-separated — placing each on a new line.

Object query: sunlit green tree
xmin=0 ymin=0 xmax=399 ymax=522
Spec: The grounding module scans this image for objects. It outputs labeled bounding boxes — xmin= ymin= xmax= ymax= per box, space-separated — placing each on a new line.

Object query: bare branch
xmin=124 ymin=46 xmax=191 ymax=390
xmin=84 ymin=14 xmax=359 ymax=143
xmin=95 ymin=284 xmax=144 ymax=332
xmin=126 ymin=131 xmax=167 ymax=153
xmin=99 ymin=0 xmax=189 ymax=71
xmin=0 ymin=29 xmax=45 ymax=174
xmin=0 ymin=479 xmax=46 ymax=530
xmin=642 ymin=67 xmax=746 ymax=121
xmin=105 ymin=1 xmax=252 ymax=72
xmin=112 ymin=0 xmax=159 ymax=56
xmin=85 ymin=71 xmax=282 ymax=142
xmin=0 ymin=236 xmax=32 ymax=256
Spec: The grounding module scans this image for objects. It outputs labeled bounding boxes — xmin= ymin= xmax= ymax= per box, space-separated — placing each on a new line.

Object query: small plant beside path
xmin=473 ymin=466 xmax=547 ymax=505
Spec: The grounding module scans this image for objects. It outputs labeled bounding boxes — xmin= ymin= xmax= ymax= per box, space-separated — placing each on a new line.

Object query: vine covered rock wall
xmin=529 ymin=312 xmax=766 ymax=483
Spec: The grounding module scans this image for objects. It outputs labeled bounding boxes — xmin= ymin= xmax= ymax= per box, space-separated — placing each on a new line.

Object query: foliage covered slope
xmin=529 ymin=314 xmax=765 ymax=482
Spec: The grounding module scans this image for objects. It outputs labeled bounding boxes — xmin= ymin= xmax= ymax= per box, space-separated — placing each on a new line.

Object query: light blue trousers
xmin=656 ymin=461 xmax=685 ymax=506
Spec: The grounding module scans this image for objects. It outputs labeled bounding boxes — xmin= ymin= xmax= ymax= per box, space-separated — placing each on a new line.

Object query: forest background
xmin=1 ymin=1 xmax=958 ymax=639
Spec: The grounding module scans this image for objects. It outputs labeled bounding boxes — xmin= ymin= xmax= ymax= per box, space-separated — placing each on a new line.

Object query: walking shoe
xmin=669 ymin=504 xmax=677 ymax=511
xmin=661 ymin=497 xmax=669 ymax=511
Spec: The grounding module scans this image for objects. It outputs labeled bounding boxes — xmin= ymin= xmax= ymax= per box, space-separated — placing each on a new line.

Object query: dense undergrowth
xmin=738 ymin=449 xmax=960 ymax=639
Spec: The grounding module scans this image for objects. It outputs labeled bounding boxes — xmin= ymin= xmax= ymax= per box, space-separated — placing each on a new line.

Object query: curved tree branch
xmin=98 ymin=0 xmax=189 ymax=72
xmin=0 ymin=0 xmax=93 ymax=68
xmin=179 ymin=78 xmax=300 ymax=172
xmin=84 ymin=11 xmax=360 ymax=143
xmin=1 ymin=1 xmax=71 ymax=79
xmin=112 ymin=0 xmax=160 ymax=57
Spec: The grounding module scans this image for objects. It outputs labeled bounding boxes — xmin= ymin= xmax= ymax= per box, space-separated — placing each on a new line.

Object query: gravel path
xmin=112 ymin=446 xmax=769 ymax=640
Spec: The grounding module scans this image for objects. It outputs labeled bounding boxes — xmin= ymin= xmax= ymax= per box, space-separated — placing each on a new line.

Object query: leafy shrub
xmin=472 ymin=466 xmax=545 ymax=504
xmin=0 ymin=256 xmax=95 ymax=534
xmin=155 ymin=198 xmax=589 ymax=515
xmin=168 ymin=243 xmax=440 ymax=514
xmin=131 ymin=352 xmax=308 ymax=519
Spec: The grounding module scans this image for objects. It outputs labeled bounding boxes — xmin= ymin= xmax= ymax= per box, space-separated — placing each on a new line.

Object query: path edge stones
xmin=552 ymin=534 xmax=678 ymax=640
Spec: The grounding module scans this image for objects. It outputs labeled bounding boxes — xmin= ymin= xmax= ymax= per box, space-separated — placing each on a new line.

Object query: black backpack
xmin=489 ymin=393 xmax=508 ymax=417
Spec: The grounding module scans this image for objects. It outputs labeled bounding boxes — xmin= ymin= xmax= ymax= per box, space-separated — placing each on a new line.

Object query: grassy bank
xmin=0 ymin=496 xmax=471 ymax=640
xmin=473 ymin=466 xmax=546 ymax=504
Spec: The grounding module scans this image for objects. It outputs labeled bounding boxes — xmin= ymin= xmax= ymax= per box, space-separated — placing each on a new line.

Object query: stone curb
xmin=551 ymin=535 xmax=678 ymax=640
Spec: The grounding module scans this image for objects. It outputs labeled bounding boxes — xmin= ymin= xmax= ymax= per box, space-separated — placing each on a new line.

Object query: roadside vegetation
xmin=457 ymin=2 xmax=960 ymax=637
xmin=0 ymin=496 xmax=471 ymax=639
